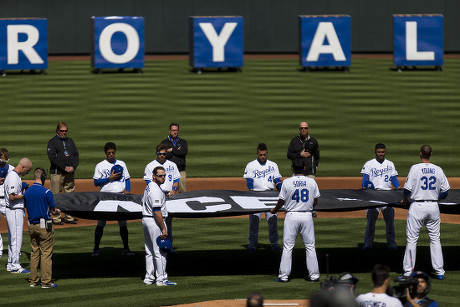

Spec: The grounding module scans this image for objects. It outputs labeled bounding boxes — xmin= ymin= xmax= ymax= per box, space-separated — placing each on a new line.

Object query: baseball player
xmin=356 ymin=264 xmax=403 ymax=307
xmin=144 ymin=144 xmax=181 ymax=244
xmin=0 ymin=148 xmax=14 ymax=258
xmin=402 ymin=145 xmax=449 ymax=280
xmin=92 ymin=142 xmax=133 ymax=256
xmin=270 ymin=159 xmax=320 ymax=282
xmin=243 ymin=143 xmax=282 ymax=252
xmin=4 ymin=158 xmax=33 ymax=273
xmin=142 ymin=166 xmax=176 ymax=286
xmin=361 ymin=143 xmax=399 ymax=250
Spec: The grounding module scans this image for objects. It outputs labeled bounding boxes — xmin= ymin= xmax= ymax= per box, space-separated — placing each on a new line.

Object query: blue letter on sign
xmin=393 ymin=15 xmax=443 ymax=67
xmin=92 ymin=16 xmax=144 ymax=69
xmin=0 ymin=19 xmax=47 ymax=70
xmin=299 ymin=15 xmax=351 ymax=68
xmin=190 ymin=16 xmax=243 ymax=68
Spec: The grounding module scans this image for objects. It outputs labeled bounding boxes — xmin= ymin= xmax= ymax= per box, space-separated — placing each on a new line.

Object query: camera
xmin=390 ymin=276 xmax=419 ymax=300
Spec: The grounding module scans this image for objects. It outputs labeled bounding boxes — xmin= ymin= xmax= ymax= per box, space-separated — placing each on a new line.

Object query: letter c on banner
xmin=99 ymin=23 xmax=140 ymax=64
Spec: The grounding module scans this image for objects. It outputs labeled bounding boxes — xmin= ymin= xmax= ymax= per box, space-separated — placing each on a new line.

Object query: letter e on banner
xmin=0 ymin=19 xmax=47 ymax=70
xmin=299 ymin=15 xmax=351 ymax=68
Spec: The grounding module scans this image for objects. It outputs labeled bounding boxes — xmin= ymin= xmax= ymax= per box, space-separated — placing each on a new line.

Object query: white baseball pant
xmin=403 ymin=202 xmax=444 ymax=276
xmin=6 ymin=207 xmax=25 ymax=271
xmin=278 ymin=212 xmax=319 ymax=281
xmin=142 ymin=217 xmax=168 ymax=285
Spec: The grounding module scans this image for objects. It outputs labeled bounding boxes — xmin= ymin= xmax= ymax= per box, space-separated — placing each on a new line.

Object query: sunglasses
xmin=157 ymin=152 xmax=167 ymax=156
xmin=156 ymin=174 xmax=166 ymax=178
xmin=59 ymin=130 xmax=68 ymax=132
xmin=299 ymin=127 xmax=309 ymax=130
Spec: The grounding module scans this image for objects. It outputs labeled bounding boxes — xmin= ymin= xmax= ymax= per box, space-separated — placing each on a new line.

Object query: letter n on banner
xmin=189 ymin=16 xmax=243 ymax=69
xmin=0 ymin=18 xmax=48 ymax=71
xmin=393 ymin=14 xmax=443 ymax=67
xmin=299 ymin=15 xmax=351 ymax=68
xmin=91 ymin=16 xmax=144 ymax=69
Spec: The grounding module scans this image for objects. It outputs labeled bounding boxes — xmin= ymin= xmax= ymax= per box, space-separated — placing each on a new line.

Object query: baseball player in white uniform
xmin=361 ymin=143 xmax=399 ymax=250
xmin=402 ymin=145 xmax=449 ymax=280
xmin=92 ymin=142 xmax=133 ymax=256
xmin=4 ymin=158 xmax=33 ymax=273
xmin=356 ymin=264 xmax=403 ymax=307
xmin=144 ymin=144 xmax=181 ymax=244
xmin=142 ymin=166 xmax=176 ymax=286
xmin=0 ymin=148 xmax=14 ymax=258
xmin=270 ymin=159 xmax=320 ymax=282
xmin=244 ymin=143 xmax=282 ymax=252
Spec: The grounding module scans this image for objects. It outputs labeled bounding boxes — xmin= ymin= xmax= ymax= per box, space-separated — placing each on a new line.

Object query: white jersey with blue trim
xmin=93 ymin=159 xmax=130 ymax=193
xmin=356 ymin=292 xmax=403 ymax=307
xmin=143 ymin=160 xmax=181 ymax=193
xmin=404 ymin=162 xmax=449 ymax=201
xmin=278 ymin=175 xmax=320 ymax=212
xmin=142 ymin=181 xmax=166 ymax=217
xmin=243 ymin=159 xmax=281 ymax=191
xmin=0 ymin=164 xmax=14 ymax=200
xmin=361 ymin=158 xmax=398 ymax=190
xmin=4 ymin=171 xmax=24 ymax=209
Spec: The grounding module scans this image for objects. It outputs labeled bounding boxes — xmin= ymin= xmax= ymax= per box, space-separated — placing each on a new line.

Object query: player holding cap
xmin=361 ymin=143 xmax=399 ymax=250
xmin=270 ymin=159 xmax=320 ymax=282
xmin=92 ymin=142 xmax=133 ymax=256
xmin=142 ymin=166 xmax=176 ymax=286
xmin=243 ymin=143 xmax=282 ymax=252
xmin=401 ymin=145 xmax=449 ymax=280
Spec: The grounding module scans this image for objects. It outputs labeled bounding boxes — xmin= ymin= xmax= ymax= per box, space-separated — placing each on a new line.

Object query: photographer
xmin=310 ymin=272 xmax=359 ymax=307
xmin=404 ymin=272 xmax=438 ymax=307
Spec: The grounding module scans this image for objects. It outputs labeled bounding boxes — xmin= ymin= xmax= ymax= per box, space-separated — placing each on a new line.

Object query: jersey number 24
xmin=292 ymin=189 xmax=309 ymax=203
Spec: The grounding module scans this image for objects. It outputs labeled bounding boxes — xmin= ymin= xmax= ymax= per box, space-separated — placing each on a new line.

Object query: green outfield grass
xmin=2 ymin=57 xmax=460 ymax=179
xmin=1 ymin=217 xmax=459 ymax=306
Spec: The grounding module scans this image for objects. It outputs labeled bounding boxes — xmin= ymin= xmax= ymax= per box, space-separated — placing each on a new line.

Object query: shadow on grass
xmin=50 ymin=245 xmax=460 ymax=281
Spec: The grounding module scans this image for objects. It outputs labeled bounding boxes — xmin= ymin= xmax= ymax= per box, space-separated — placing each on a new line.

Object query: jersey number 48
xmin=292 ymin=189 xmax=309 ymax=203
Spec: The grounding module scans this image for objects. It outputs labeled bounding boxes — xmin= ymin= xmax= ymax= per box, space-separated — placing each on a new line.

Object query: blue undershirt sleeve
xmin=274 ymin=177 xmax=282 ymax=191
xmin=404 ymin=189 xmax=411 ymax=197
xmin=362 ymin=174 xmax=370 ymax=188
xmin=173 ymin=178 xmax=180 ymax=183
xmin=390 ymin=176 xmax=400 ymax=188
xmin=125 ymin=179 xmax=131 ymax=192
xmin=145 ymin=180 xmax=151 ymax=185
xmin=439 ymin=191 xmax=448 ymax=200
xmin=94 ymin=178 xmax=110 ymax=187
xmin=246 ymin=178 xmax=254 ymax=190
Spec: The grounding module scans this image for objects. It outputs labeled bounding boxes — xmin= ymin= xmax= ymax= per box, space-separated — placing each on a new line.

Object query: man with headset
xmin=24 ymin=168 xmax=60 ymax=288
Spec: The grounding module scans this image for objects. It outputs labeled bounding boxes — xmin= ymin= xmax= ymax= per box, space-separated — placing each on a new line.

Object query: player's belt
xmin=0 ymin=196 xmax=4 ymax=198
xmin=414 ymin=200 xmax=437 ymax=202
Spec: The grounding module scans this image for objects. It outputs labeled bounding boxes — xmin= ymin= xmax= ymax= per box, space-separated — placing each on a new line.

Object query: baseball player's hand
xmin=0 ymin=178 xmax=4 ymax=185
xmin=160 ymin=230 xmax=168 ymax=239
xmin=270 ymin=208 xmax=276 ymax=214
xmin=109 ymin=170 xmax=121 ymax=181
xmin=168 ymin=190 xmax=177 ymax=196
xmin=300 ymin=149 xmax=311 ymax=158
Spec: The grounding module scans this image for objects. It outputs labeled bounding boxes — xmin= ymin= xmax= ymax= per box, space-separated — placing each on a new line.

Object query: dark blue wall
xmin=1 ymin=0 xmax=458 ymax=54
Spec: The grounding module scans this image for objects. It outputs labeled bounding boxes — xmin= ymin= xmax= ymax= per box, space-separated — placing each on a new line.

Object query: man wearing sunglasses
xmin=144 ymin=144 xmax=181 ymax=244
xmin=47 ymin=122 xmax=79 ymax=225
xmin=287 ymin=122 xmax=320 ymax=217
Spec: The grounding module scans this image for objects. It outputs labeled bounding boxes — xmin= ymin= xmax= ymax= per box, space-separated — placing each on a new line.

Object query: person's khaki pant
xmin=50 ymin=173 xmax=75 ymax=222
xmin=29 ymin=223 xmax=54 ymax=287
xmin=179 ymin=171 xmax=187 ymax=193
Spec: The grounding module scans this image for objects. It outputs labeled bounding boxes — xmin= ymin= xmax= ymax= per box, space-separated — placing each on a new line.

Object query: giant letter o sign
xmin=99 ymin=23 xmax=139 ymax=64
xmin=91 ymin=16 xmax=144 ymax=69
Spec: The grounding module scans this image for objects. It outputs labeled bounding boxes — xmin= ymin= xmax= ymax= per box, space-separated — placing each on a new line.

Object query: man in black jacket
xmin=47 ymin=122 xmax=79 ymax=224
xmin=161 ymin=123 xmax=188 ymax=192
xmin=287 ymin=122 xmax=320 ymax=177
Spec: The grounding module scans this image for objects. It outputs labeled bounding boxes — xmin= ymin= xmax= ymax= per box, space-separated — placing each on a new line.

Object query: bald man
xmin=287 ymin=122 xmax=320 ymax=177
xmin=5 ymin=158 xmax=33 ymax=273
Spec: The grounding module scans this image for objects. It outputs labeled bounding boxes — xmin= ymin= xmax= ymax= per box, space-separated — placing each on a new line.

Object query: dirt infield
xmin=1 ymin=177 xmax=459 ymax=233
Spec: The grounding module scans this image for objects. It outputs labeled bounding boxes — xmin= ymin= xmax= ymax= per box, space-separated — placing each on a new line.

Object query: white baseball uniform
xmin=243 ymin=159 xmax=282 ymax=250
xmin=142 ymin=181 xmax=168 ymax=285
xmin=361 ymin=158 xmax=398 ymax=248
xmin=277 ymin=175 xmax=320 ymax=281
xmin=144 ymin=160 xmax=181 ymax=194
xmin=93 ymin=159 xmax=130 ymax=227
xmin=4 ymin=170 xmax=26 ymax=272
xmin=0 ymin=163 xmax=14 ymax=257
xmin=356 ymin=292 xmax=403 ymax=307
xmin=403 ymin=162 xmax=449 ymax=276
